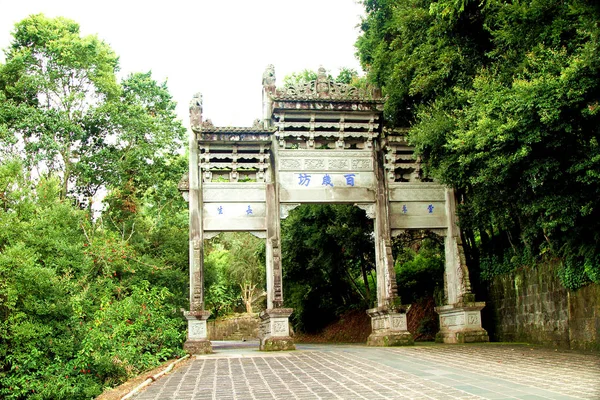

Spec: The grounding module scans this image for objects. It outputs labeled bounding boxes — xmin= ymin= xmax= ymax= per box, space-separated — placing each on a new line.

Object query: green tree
xmin=0 ymin=15 xmax=186 ymax=206
xmin=203 ymin=241 xmax=238 ymax=317
xmin=0 ymin=14 xmax=119 ymax=199
xmin=203 ymin=233 xmax=266 ymax=315
xmin=282 ymin=204 xmax=375 ymax=333
xmin=80 ymin=71 xmax=186 ymax=202
xmin=356 ymin=0 xmax=600 ymax=289
xmin=0 ymin=15 xmax=189 ymax=398
xmin=220 ymin=233 xmax=266 ymax=314
xmin=356 ymin=0 xmax=489 ymax=126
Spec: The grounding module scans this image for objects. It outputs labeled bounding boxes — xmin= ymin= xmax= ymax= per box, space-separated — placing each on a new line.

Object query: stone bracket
xmin=355 ymin=203 xmax=376 ymax=219
xmin=280 ymin=203 xmax=300 ymax=219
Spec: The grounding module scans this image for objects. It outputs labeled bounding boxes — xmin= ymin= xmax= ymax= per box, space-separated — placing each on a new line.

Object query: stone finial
xmin=190 ymin=92 xmax=203 ymax=127
xmin=189 ymin=92 xmax=202 ymax=112
xmin=201 ymin=119 xmax=214 ymax=129
xmin=252 ymin=119 xmax=263 ymax=129
xmin=262 ymin=64 xmax=276 ymax=95
xmin=316 ymin=66 xmax=330 ymax=97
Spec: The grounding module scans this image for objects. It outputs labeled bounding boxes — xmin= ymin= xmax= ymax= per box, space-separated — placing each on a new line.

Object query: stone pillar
xmin=367 ymin=145 xmax=413 ymax=346
xmin=259 ymin=182 xmax=295 ymax=351
xmin=435 ymin=188 xmax=488 ymax=343
xmin=184 ymin=93 xmax=212 ymax=354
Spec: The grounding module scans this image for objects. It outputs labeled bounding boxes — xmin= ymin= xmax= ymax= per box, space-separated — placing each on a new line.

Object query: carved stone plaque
xmin=281 ymin=159 xmax=302 ymax=169
xmin=305 ymin=159 xmax=325 ymax=169
xmin=329 ymin=159 xmax=349 ymax=169
xmin=188 ymin=320 xmax=207 ymax=340
xmin=391 ymin=315 xmax=407 ymax=331
xmin=351 ymin=159 xmax=372 ymax=170
xmin=467 ymin=313 xmax=480 ymax=326
xmin=274 ymin=321 xmax=287 ymax=333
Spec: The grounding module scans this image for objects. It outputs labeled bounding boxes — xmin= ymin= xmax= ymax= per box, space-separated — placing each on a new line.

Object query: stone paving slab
xmin=133 ymin=344 xmax=600 ymax=400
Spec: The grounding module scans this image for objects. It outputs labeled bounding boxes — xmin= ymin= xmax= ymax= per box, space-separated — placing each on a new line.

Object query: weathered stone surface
xmin=435 ymin=303 xmax=489 ymax=344
xmin=488 ymin=260 xmax=599 ymax=350
xmin=208 ymin=314 xmax=259 ymax=341
xmin=260 ymin=337 xmax=296 ymax=351
xmin=366 ymin=307 xmax=414 ymax=346
xmin=184 ymin=310 xmax=212 ymax=352
xmin=367 ymin=332 xmax=414 ymax=346
xmin=569 ymin=283 xmax=600 ymax=351
xmin=183 ymin=66 xmax=488 ymax=351
xmin=259 ymin=308 xmax=295 ymax=351
xmin=183 ymin=340 xmax=212 ymax=355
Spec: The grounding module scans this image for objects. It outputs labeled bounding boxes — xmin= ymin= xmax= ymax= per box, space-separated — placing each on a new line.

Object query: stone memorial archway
xmin=180 ymin=66 xmax=488 ymax=353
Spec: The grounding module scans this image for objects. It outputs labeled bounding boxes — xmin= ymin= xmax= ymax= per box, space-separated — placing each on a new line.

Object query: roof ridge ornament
xmin=272 ymin=66 xmax=382 ymax=101
xmin=189 ymin=92 xmax=203 ymax=128
xmin=262 ymin=64 xmax=276 ymax=95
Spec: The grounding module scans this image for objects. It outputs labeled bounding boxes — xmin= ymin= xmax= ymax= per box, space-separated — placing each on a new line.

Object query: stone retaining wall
xmin=486 ymin=261 xmax=599 ymax=350
xmin=207 ymin=314 xmax=260 ymax=341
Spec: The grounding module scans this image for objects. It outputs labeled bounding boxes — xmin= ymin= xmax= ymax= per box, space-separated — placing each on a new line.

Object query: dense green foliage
xmin=279 ymin=68 xmax=444 ymax=334
xmin=0 ymin=167 xmax=188 ymax=398
xmin=281 ymin=205 xmax=376 ymax=333
xmin=0 ymin=15 xmax=188 ymax=399
xmin=357 ymin=0 xmax=600 ymax=289
xmin=393 ymin=233 xmax=444 ymax=305
xmin=203 ymin=232 xmax=266 ymax=317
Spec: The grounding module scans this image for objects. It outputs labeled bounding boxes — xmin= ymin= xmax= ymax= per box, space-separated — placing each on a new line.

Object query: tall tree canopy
xmin=356 ymin=0 xmax=600 ymax=288
xmin=0 ymin=14 xmax=185 ymax=202
xmin=0 ymin=15 xmax=189 ymax=398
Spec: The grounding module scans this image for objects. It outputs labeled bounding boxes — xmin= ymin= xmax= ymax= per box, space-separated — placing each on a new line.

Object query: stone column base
xmin=259 ymin=308 xmax=295 ymax=351
xmin=184 ymin=339 xmax=213 ymax=354
xmin=435 ymin=302 xmax=489 ymax=344
xmin=183 ymin=310 xmax=213 ymax=354
xmin=366 ymin=307 xmax=414 ymax=346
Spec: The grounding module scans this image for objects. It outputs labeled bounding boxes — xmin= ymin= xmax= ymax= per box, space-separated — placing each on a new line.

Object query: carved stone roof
xmin=272 ymin=80 xmax=383 ymax=102
xmin=200 ymin=126 xmax=275 ymax=133
xmin=268 ymin=66 xmax=384 ymax=102
xmin=192 ymin=119 xmax=276 ymax=135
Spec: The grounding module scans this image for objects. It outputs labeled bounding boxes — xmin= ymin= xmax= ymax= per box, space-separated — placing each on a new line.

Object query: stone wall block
xmin=488 ymin=260 xmax=599 ymax=350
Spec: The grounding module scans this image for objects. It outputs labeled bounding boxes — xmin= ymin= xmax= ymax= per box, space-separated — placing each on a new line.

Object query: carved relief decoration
xmin=305 ymin=159 xmax=325 ymax=169
xmin=192 ymin=270 xmax=203 ymax=311
xmin=271 ymin=238 xmax=283 ymax=307
xmin=280 ymin=159 xmax=302 ymax=169
xmin=273 ymin=66 xmax=382 ymax=101
xmin=273 ymin=321 xmax=287 ymax=334
xmin=262 ymin=64 xmax=277 ymax=95
xmin=329 ymin=159 xmax=349 ymax=169
xmin=467 ymin=313 xmax=480 ymax=325
xmin=351 ymin=159 xmax=372 ymax=170
xmin=189 ymin=92 xmax=202 ymax=127
xmin=189 ymin=320 xmax=207 ymax=338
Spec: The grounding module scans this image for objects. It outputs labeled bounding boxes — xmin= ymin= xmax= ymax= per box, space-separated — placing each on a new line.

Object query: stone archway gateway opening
xmin=280 ymin=203 xmax=376 ymax=334
xmin=179 ymin=66 xmax=489 ymax=353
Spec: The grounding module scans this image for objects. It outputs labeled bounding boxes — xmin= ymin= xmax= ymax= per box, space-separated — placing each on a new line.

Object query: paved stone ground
xmin=133 ymin=343 xmax=599 ymax=400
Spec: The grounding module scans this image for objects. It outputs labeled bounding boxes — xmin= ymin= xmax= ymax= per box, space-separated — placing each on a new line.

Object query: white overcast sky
xmin=0 ymin=0 xmax=366 ymax=128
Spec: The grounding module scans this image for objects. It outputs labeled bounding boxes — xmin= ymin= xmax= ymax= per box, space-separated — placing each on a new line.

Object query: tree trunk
xmin=240 ymin=283 xmax=255 ymax=314
xmin=361 ymin=264 xmax=371 ymax=304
